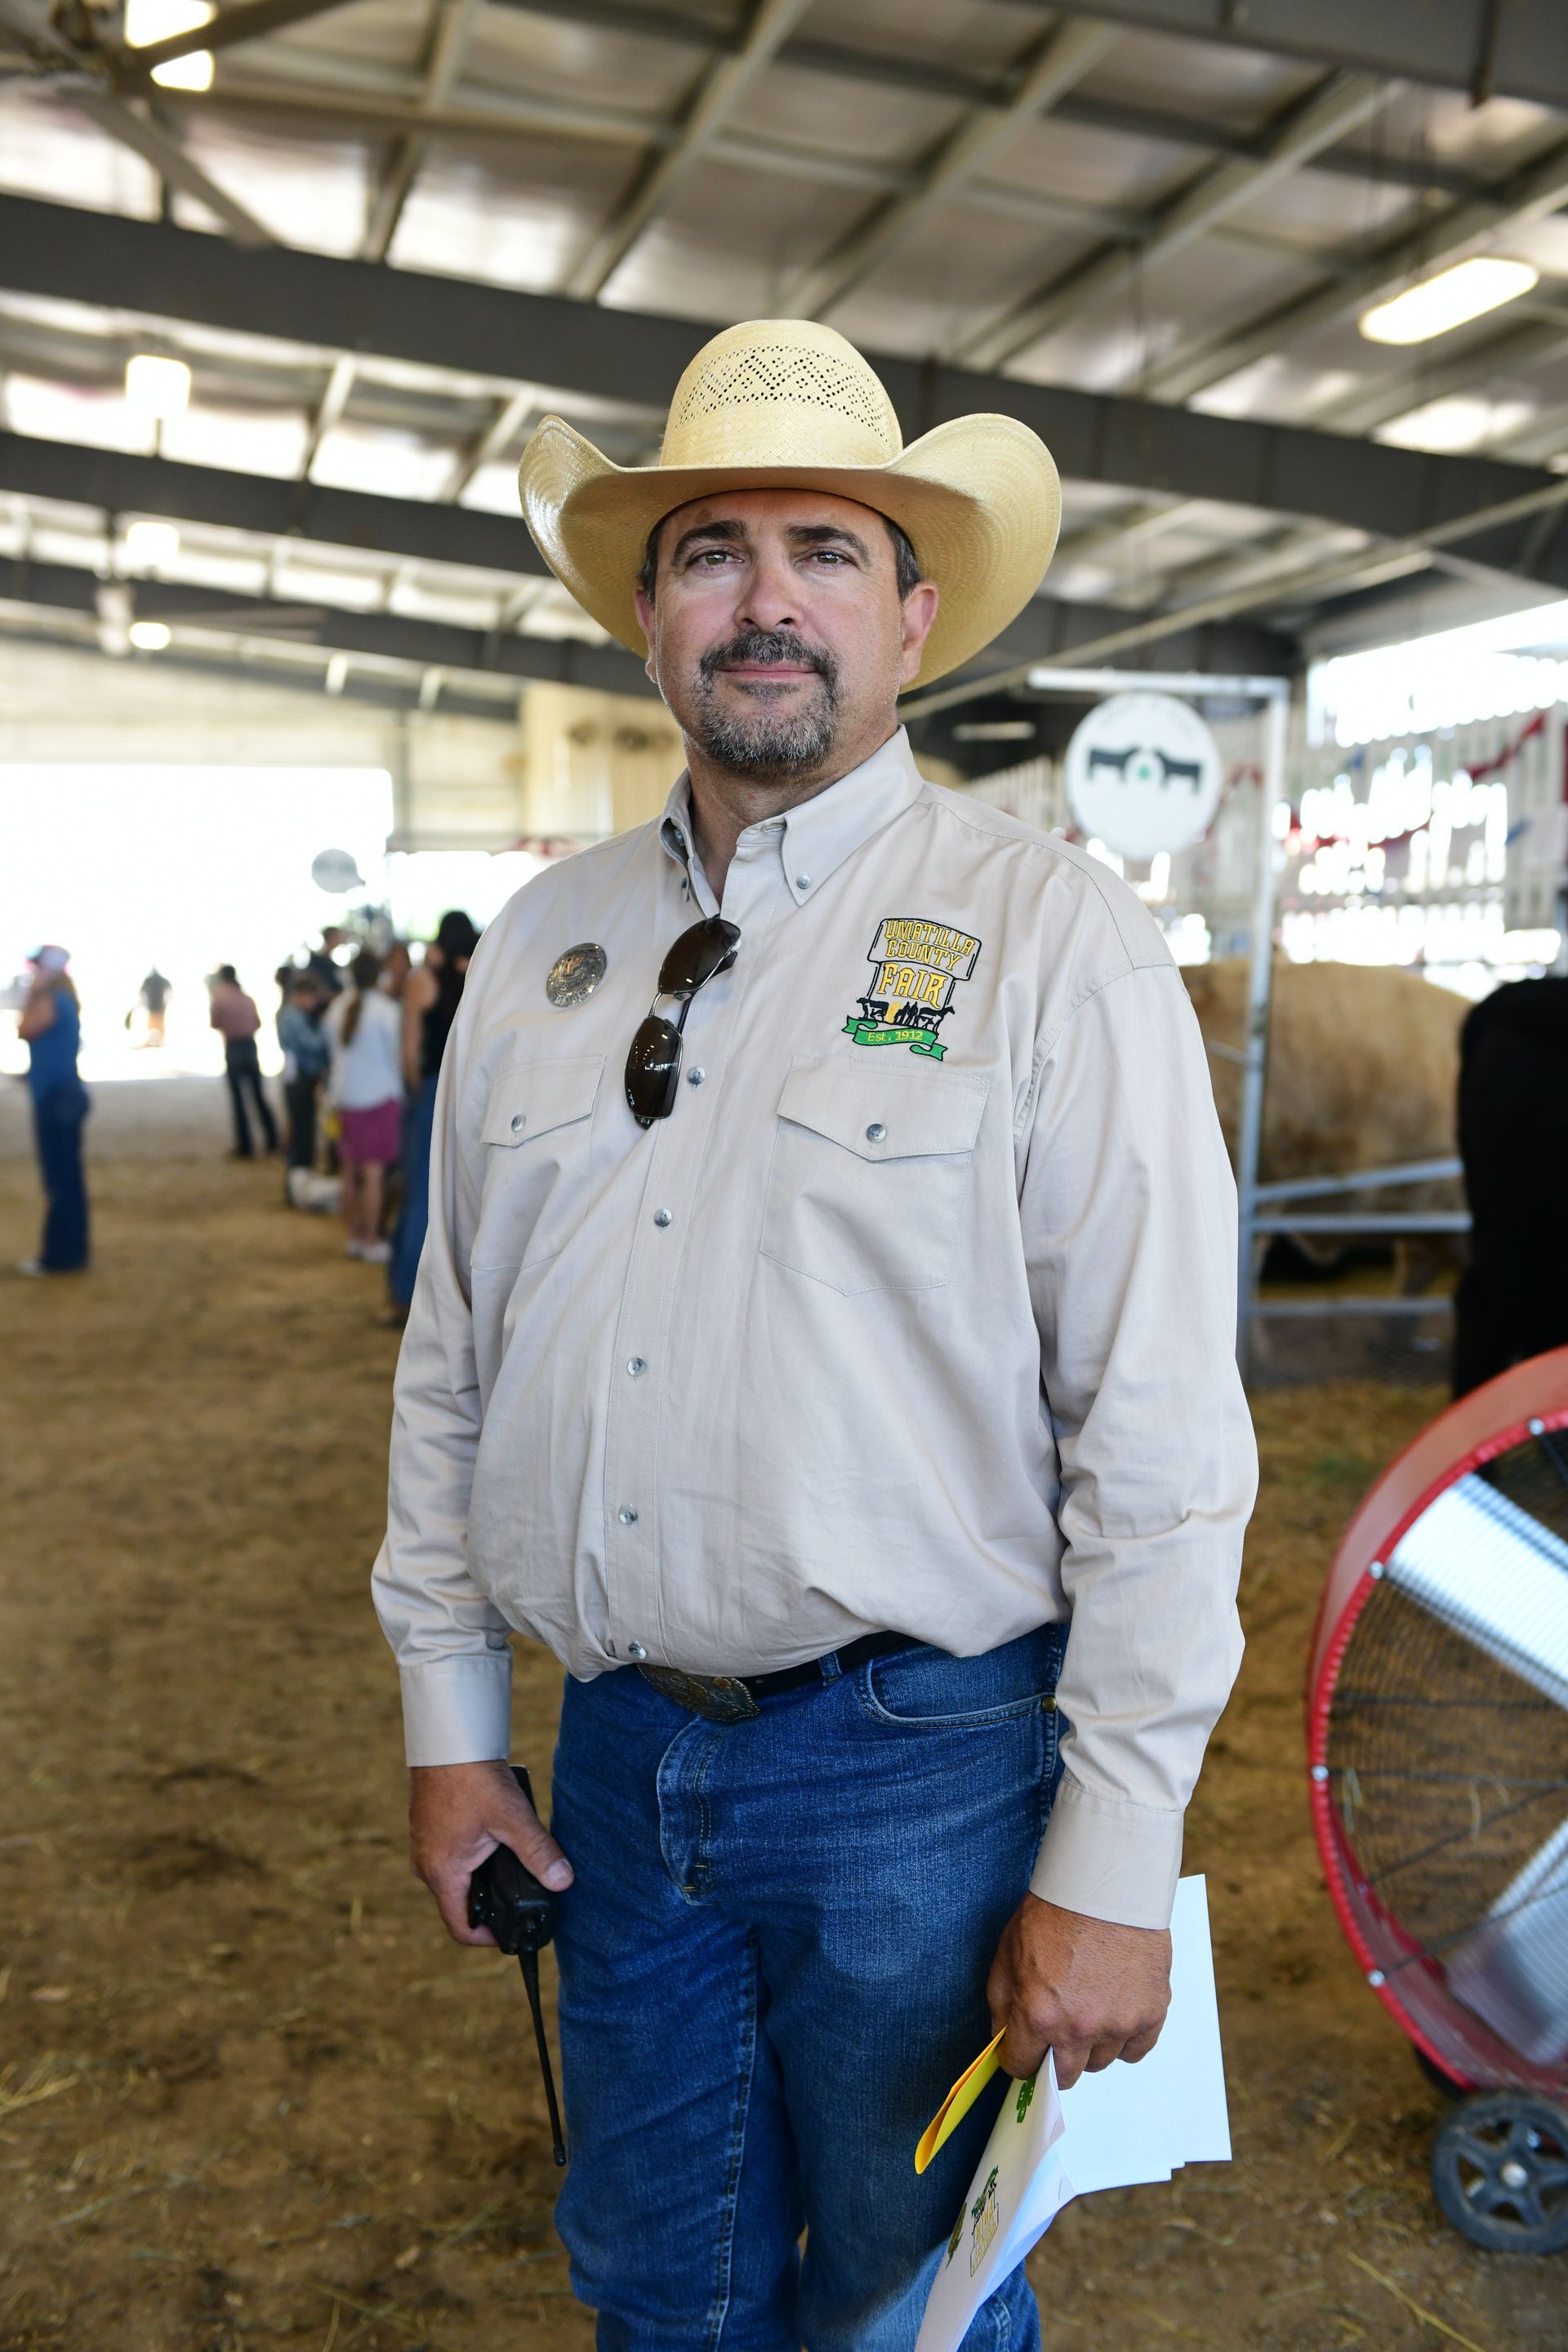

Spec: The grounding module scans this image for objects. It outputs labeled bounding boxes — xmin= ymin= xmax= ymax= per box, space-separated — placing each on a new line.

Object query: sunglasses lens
xmin=658 ymin=915 xmax=740 ymax=1000
xmin=625 ymin=1013 xmax=684 ymax=1127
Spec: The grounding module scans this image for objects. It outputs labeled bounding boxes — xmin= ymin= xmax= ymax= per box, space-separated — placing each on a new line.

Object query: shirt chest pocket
xmin=474 ymin=1055 xmax=604 ymax=1270
xmin=760 ymin=1057 xmax=989 ymax=1296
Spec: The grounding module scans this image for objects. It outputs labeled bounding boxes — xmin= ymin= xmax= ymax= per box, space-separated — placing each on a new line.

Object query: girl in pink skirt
xmin=324 ymin=949 xmax=403 ymax=1264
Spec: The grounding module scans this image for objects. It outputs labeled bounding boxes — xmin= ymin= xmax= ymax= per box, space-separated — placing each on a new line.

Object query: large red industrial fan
xmin=1307 ymin=1348 xmax=1568 ymax=2254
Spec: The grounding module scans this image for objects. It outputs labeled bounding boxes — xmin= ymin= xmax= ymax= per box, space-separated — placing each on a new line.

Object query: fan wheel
xmin=1431 ymin=2091 xmax=1568 ymax=2253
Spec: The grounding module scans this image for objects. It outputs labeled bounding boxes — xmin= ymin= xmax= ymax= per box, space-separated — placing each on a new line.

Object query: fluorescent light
xmin=124 ymin=519 xmax=180 ymax=569
xmin=128 ymin=620 xmax=172 ymax=652
xmin=125 ymin=354 xmax=191 ymax=421
xmin=1361 ymin=256 xmax=1539 ymax=346
xmin=124 ymin=0 xmax=214 ymax=90
xmin=1376 ymin=394 xmax=1536 ymax=453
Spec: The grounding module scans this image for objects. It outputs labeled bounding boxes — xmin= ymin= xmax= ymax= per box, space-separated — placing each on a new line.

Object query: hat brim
xmin=519 ymin=413 xmax=1061 ymax=689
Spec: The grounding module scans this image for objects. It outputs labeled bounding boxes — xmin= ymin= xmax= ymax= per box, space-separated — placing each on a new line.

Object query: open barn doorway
xmin=0 ymin=765 xmax=395 ymax=1083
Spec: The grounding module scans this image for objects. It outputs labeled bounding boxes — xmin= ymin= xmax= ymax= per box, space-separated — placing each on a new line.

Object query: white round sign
xmin=1063 ymin=692 xmax=1223 ymax=860
xmin=310 ymin=847 xmax=364 ymax=894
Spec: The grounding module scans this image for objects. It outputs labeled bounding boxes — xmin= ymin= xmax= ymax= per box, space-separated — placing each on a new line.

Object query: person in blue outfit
xmin=16 ymin=944 xmax=90 ymax=1276
xmin=384 ymin=910 xmax=479 ymax=1325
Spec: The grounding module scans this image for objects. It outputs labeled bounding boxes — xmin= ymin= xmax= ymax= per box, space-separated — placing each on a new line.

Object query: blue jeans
xmin=390 ymin=1073 xmax=437 ymax=1309
xmin=550 ymin=1624 xmax=1067 ymax=2351
xmin=32 ymin=1079 xmax=90 ymax=1271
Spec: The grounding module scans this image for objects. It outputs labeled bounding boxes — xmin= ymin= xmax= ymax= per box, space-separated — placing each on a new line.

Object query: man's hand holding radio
xmin=409 ymin=1760 xmax=574 ymax=1945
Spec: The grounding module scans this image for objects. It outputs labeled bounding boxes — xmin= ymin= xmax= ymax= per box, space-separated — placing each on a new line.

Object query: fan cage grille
xmin=1316 ymin=1428 xmax=1568 ymax=2094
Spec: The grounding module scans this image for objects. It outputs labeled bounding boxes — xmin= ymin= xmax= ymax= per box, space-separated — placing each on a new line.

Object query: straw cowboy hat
xmin=518 ymin=318 xmax=1061 ymax=689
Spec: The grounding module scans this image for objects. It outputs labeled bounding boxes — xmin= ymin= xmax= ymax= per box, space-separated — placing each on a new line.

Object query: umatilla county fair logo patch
xmin=842 ymin=915 xmax=982 ymax=1062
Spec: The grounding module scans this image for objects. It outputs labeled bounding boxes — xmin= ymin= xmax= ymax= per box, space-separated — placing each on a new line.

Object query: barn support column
xmin=1235 ymin=685 xmax=1291 ymax=1383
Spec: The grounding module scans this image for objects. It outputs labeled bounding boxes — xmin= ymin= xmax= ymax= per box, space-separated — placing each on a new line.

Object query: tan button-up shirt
xmin=372 ymin=728 xmax=1256 ymax=1930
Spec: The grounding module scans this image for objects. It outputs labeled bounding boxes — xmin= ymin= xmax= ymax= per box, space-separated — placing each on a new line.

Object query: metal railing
xmin=1239 ymin=1156 xmax=1469 ymax=1383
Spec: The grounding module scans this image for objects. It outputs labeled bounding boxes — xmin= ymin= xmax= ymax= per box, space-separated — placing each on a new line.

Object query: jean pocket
xmin=855 ymin=1624 xmax=1066 ymax=1729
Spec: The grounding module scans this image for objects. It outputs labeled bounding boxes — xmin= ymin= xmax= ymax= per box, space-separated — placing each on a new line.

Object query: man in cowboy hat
xmin=375 ymin=319 xmax=1255 ymax=2348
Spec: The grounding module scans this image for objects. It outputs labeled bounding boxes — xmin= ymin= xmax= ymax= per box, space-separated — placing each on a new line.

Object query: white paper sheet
xmin=915 ymin=1878 xmax=1230 ymax=2352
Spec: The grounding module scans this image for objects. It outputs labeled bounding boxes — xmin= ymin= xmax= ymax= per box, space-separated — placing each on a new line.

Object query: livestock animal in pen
xmin=1182 ymin=959 xmax=1466 ymax=1294
xmin=1452 ymin=975 xmax=1568 ymax=1397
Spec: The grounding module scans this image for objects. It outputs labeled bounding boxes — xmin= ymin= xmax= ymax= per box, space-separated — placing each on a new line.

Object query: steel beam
xmin=0 ymin=429 xmax=550 ymax=577
xmin=2 ymin=195 xmax=1561 ymax=550
xmin=783 ymin=18 xmax=1120 ymax=320
xmin=566 ymin=0 xmax=812 ymax=302
xmin=1146 ymin=131 xmax=1568 ymax=405
xmin=0 ymin=430 xmax=1294 ymax=679
xmin=0 ymin=604 xmax=524 ymax=723
xmin=3 ymin=554 xmax=655 ymax=692
xmin=360 ymin=0 xmax=485 ymax=265
xmin=479 ymin=0 xmax=1561 ymax=169
xmin=956 ymin=69 xmax=1389 ymax=372
xmin=0 ymin=0 xmax=274 ymax=248
xmin=1013 ymin=0 xmax=1568 ymax=114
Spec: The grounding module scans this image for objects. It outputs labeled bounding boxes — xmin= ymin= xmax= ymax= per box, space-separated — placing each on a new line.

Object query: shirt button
xmin=686 ymin=1067 xmax=706 ymax=1087
xmin=866 ymin=1121 xmax=887 ymax=1143
xmin=795 ymin=874 xmax=810 ymax=891
xmin=627 ymin=1641 xmax=648 ymax=1661
xmin=618 ymin=1506 xmax=639 ymax=1525
xmin=653 ymin=1209 xmax=673 ymax=1227
xmin=510 ymin=1113 xmax=526 ymax=1134
xmin=627 ymin=1356 xmax=647 ymax=1377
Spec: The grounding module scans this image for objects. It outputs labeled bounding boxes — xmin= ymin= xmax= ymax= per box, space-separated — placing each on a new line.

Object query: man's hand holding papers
xmin=916 ymin=1878 xmax=1232 ymax=2352
xmin=987 ymin=1895 xmax=1172 ymax=2087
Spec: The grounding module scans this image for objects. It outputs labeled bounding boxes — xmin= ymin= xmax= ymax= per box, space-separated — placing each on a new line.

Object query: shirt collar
xmin=658 ymin=728 xmax=926 ymax=908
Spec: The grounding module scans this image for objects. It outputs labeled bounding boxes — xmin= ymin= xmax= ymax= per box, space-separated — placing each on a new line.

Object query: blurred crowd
xmin=10 ymin=911 xmax=481 ymax=1323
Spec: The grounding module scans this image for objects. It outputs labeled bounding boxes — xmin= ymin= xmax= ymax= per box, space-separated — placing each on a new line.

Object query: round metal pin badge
xmin=546 ymin=942 xmax=608 ymax=1008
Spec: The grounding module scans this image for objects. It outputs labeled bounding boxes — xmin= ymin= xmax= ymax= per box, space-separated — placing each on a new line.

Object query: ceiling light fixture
xmin=125 ymin=354 xmax=192 ymax=421
xmin=129 ymin=620 xmax=173 ymax=652
xmin=1360 ymin=256 xmax=1539 ymax=346
xmin=124 ymin=519 xmax=180 ymax=569
xmin=124 ymin=0 xmax=215 ymax=90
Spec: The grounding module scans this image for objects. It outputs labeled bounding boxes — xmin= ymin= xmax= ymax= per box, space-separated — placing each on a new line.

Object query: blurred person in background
xmin=381 ymin=940 xmax=412 ymax=1001
xmin=277 ymin=970 xmax=331 ymax=1179
xmin=325 ymin=947 xmax=403 ymax=1265
xmin=138 ymin=964 xmax=171 ymax=1047
xmin=305 ymin=926 xmax=350 ymax=999
xmin=209 ymin=964 xmax=278 ymax=1160
xmin=385 ymin=910 xmax=479 ymax=1325
xmin=16 ymin=945 xmax=90 ymax=1276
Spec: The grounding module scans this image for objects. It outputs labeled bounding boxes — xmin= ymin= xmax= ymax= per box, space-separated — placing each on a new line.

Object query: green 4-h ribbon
xmin=842 ymin=1017 xmax=946 ymax=1060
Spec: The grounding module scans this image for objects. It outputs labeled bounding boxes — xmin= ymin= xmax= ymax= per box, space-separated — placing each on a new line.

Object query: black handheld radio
xmin=467 ymin=1765 xmax=567 ymax=2166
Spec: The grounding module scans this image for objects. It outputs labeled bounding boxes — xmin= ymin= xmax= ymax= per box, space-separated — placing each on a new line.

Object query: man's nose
xmin=735 ymin=547 xmax=800 ymax=635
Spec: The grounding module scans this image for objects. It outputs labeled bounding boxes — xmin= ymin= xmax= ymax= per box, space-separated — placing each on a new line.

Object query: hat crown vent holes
xmin=672 ymin=348 xmax=895 ymax=443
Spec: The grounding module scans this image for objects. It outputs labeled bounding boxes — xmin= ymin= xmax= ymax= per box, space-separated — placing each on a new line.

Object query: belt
xmin=636 ymin=1631 xmax=920 ymax=1724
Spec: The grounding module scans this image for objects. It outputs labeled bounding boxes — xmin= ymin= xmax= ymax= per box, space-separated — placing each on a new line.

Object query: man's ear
xmin=899 ymin=579 xmax=940 ymax=685
xmin=632 ymin=584 xmax=655 ymax=656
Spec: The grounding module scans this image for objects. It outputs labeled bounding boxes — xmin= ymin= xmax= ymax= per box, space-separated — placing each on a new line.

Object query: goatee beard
xmin=692 ymin=629 xmax=841 ymax=778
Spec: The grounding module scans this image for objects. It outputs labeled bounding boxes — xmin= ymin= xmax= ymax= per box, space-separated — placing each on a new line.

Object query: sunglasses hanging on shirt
xmin=625 ymin=915 xmax=741 ymax=1127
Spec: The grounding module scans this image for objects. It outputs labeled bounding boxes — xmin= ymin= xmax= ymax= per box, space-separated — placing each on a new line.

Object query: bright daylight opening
xmin=0 ymin=766 xmax=394 ymax=1084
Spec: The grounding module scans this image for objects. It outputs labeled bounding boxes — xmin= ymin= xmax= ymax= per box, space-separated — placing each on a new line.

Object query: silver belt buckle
xmin=635 ymin=1664 xmax=760 ymax=1722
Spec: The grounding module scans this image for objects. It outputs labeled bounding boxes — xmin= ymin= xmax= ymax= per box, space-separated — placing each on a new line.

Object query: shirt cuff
xmin=399 ymin=1651 xmax=513 ymax=1766
xmin=1030 ymin=1774 xmax=1183 ymax=1931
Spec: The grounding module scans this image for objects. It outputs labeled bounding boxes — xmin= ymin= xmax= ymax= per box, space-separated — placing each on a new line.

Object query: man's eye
xmin=693 ymin=548 xmax=734 ymax=567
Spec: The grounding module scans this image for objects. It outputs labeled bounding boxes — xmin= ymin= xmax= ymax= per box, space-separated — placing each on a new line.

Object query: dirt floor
xmin=0 ymin=1076 xmax=1562 ymax=2352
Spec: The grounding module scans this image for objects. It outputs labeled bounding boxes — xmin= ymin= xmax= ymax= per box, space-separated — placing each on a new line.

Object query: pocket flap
xmin=776 ymin=1057 xmax=988 ymax=1162
xmin=482 ymin=1056 xmax=604 ymax=1146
